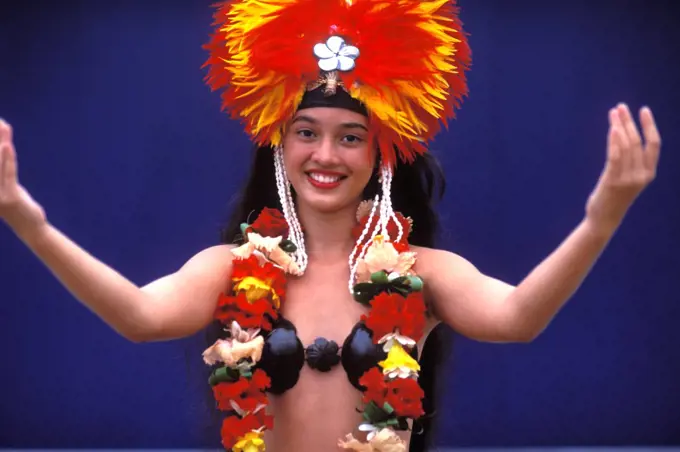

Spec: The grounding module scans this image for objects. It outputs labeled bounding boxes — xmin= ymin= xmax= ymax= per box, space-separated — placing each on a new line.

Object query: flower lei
xmin=203 ymin=204 xmax=427 ymax=452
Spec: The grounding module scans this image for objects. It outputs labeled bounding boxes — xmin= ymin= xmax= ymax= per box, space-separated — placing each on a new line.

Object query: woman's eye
xmin=297 ymin=129 xmax=315 ymax=138
xmin=342 ymin=135 xmax=363 ymax=144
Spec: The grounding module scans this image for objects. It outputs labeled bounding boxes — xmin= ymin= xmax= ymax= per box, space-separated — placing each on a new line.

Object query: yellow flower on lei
xmin=378 ymin=342 xmax=420 ymax=378
xmin=233 ymin=431 xmax=265 ymax=452
xmin=234 ymin=276 xmax=280 ymax=308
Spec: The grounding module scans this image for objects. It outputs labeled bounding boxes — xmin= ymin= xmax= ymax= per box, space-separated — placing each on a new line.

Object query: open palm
xmin=0 ymin=119 xmax=46 ymax=233
xmin=586 ymin=104 xmax=662 ymax=231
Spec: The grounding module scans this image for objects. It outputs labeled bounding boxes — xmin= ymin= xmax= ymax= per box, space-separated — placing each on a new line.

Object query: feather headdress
xmin=203 ymin=0 xmax=471 ymax=165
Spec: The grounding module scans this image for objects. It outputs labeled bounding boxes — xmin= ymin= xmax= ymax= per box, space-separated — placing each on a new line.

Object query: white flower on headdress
xmin=314 ymin=36 xmax=360 ymax=72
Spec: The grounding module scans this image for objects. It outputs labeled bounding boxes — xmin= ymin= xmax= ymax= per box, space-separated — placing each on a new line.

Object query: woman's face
xmin=282 ymin=107 xmax=375 ymax=214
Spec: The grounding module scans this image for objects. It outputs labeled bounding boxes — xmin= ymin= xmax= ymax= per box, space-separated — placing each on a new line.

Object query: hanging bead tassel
xmin=348 ymin=164 xmax=398 ymax=294
xmin=273 ymin=145 xmax=308 ymax=274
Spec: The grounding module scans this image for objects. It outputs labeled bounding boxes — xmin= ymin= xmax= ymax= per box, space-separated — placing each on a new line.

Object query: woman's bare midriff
xmin=261 ymin=257 xmax=433 ymax=452
xmin=264 ymin=363 xmax=398 ymax=452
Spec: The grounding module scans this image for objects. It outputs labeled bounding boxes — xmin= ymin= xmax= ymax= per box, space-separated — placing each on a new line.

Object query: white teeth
xmin=309 ymin=173 xmax=341 ymax=184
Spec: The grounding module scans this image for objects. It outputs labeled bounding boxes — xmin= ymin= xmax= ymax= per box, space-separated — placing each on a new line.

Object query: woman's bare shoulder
xmin=181 ymin=243 xmax=237 ymax=269
xmin=410 ymin=244 xmax=468 ymax=267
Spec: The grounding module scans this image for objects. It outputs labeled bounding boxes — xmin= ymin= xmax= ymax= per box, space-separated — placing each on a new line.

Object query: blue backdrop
xmin=1 ymin=0 xmax=678 ymax=448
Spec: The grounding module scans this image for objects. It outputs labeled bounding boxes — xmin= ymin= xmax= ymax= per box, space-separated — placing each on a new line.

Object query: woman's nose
xmin=311 ymin=138 xmax=341 ymax=165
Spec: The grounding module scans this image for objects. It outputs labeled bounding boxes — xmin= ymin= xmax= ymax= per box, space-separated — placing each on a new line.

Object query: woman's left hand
xmin=585 ymin=103 xmax=662 ymax=233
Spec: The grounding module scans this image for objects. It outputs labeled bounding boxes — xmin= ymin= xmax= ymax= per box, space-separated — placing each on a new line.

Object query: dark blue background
xmin=1 ymin=0 xmax=678 ymax=448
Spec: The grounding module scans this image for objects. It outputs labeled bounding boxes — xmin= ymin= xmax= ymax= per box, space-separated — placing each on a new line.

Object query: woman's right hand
xmin=0 ymin=118 xmax=230 ymax=343
xmin=0 ymin=119 xmax=47 ymax=235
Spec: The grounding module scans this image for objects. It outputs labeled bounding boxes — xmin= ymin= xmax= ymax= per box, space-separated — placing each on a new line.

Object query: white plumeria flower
xmin=358 ymin=423 xmax=380 ymax=441
xmin=313 ymin=36 xmax=359 ymax=72
xmin=378 ymin=331 xmax=416 ymax=353
xmin=228 ymin=324 xmax=241 ymax=340
xmin=386 ymin=367 xmax=418 ymax=379
xmin=387 ymin=271 xmax=402 ymax=281
xmin=229 ymin=321 xmax=261 ymax=343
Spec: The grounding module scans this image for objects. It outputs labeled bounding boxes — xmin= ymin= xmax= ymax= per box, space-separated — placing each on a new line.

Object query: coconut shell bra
xmin=202 ymin=206 xmax=428 ymax=451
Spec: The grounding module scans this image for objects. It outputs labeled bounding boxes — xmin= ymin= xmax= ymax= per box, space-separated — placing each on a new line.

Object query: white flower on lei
xmin=377 ymin=331 xmax=417 ymax=353
xmin=338 ymin=427 xmax=407 ymax=452
xmin=231 ymin=231 xmax=301 ymax=275
xmin=202 ymin=321 xmax=265 ymax=367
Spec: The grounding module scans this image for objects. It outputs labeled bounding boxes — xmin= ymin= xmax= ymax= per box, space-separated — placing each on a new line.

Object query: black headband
xmin=296 ymin=85 xmax=368 ymax=117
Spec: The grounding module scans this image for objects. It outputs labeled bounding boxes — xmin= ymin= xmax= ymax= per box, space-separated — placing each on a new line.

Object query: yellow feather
xmin=414 ymin=0 xmax=450 ymax=16
xmin=257 ymin=81 xmax=286 ymax=131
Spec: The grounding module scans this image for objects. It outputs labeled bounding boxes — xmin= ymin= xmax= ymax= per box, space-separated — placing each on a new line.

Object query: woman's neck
xmin=296 ymin=201 xmax=360 ymax=262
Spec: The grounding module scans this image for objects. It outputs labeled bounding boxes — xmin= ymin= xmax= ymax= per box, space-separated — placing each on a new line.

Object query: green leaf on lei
xmin=279 ymin=239 xmax=297 ymax=253
xmin=208 ymin=366 xmax=240 ymax=386
xmin=362 ymin=401 xmax=397 ymax=424
xmin=352 ymin=276 xmax=416 ymax=305
xmin=370 ymin=270 xmax=389 ymax=284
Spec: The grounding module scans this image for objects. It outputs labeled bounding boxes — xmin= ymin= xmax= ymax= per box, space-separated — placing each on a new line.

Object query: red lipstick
xmin=306 ymin=170 xmax=345 ymax=190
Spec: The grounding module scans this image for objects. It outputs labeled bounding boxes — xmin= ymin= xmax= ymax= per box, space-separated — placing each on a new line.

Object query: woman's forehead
xmin=291 ymin=107 xmax=369 ymax=127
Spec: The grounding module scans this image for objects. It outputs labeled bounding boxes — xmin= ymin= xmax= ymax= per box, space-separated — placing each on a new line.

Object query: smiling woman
xmin=210 ymin=100 xmax=450 ymax=448
xmin=206 ymin=138 xmax=448 ymax=450
xmin=0 ymin=0 xmax=667 ymax=451
xmin=284 ymin=107 xmax=375 ymax=213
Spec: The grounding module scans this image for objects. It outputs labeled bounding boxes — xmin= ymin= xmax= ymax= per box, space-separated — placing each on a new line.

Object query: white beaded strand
xmin=270 ymin=148 xmax=398 ymax=290
xmin=347 ymin=163 xmax=398 ymax=294
xmin=379 ymin=164 xmax=395 ymax=240
xmin=391 ymin=209 xmax=404 ymax=243
xmin=380 ymin=165 xmax=404 ymax=243
xmin=348 ymin=194 xmax=379 ymax=293
xmin=280 ymin=148 xmax=307 ymax=272
xmin=273 ymin=146 xmax=308 ymax=273
xmin=277 ymin=148 xmax=307 ymax=272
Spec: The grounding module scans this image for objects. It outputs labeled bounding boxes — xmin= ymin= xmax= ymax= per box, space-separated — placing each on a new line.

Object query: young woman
xmin=0 ymin=1 xmax=662 ymax=451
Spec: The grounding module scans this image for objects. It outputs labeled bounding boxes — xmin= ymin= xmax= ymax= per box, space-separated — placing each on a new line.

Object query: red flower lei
xmin=359 ymin=368 xmax=425 ymax=419
xmin=246 ymin=207 xmax=290 ymax=238
xmin=220 ymin=410 xmax=274 ymax=449
xmin=362 ymin=291 xmax=427 ymax=343
xmin=213 ymin=369 xmax=271 ymax=412
xmin=205 ymin=207 xmax=427 ymax=451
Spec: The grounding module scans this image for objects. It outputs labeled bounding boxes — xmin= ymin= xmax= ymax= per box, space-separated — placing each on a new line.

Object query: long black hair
xmin=211 ymin=144 xmax=453 ymax=450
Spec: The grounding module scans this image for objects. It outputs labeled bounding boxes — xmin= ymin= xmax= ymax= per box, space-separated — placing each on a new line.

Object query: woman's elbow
xmin=117 ymin=323 xmax=160 ymax=344
xmin=113 ymin=309 xmax=163 ymax=343
xmin=507 ymin=322 xmax=546 ymax=343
